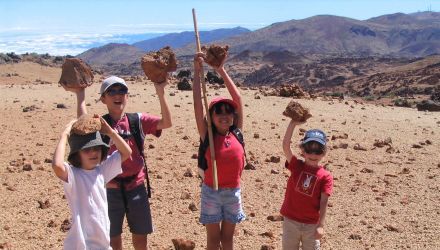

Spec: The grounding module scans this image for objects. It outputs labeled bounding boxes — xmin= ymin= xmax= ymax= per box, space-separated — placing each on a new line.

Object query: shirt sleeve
xmin=321 ymin=172 xmax=334 ymax=196
xmin=63 ymin=162 xmax=74 ymax=192
xmin=140 ymin=113 xmax=162 ymax=137
xmin=100 ymin=151 xmax=122 ymax=184
xmin=285 ymin=155 xmax=299 ymax=171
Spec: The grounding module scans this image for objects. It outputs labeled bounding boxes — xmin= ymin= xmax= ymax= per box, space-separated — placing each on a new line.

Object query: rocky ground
xmin=0 ymin=62 xmax=439 ymax=249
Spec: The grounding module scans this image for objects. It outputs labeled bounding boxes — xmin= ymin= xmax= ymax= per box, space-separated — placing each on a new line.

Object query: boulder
xmin=59 ymin=58 xmax=94 ymax=88
xmin=141 ymin=46 xmax=177 ymax=83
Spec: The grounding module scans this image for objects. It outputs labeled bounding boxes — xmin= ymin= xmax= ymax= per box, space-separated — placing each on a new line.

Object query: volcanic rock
xmin=141 ymin=46 xmax=177 ymax=83
xmin=282 ymin=101 xmax=312 ymax=122
xmin=59 ymin=58 xmax=94 ymax=88
xmin=71 ymin=114 xmax=101 ymax=135
xmin=202 ymin=44 xmax=229 ymax=68
xmin=171 ymin=238 xmax=196 ymax=250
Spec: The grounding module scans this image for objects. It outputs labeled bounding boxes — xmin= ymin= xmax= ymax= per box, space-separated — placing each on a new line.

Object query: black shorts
xmin=107 ymin=184 xmax=153 ymax=237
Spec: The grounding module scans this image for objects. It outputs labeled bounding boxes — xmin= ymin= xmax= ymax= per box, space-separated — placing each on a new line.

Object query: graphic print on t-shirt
xmin=295 ymin=171 xmax=317 ymax=196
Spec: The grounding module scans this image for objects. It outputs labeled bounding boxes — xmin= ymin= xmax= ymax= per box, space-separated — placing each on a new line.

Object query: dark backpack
xmin=198 ymin=126 xmax=245 ymax=171
xmin=102 ymin=113 xmax=152 ymax=198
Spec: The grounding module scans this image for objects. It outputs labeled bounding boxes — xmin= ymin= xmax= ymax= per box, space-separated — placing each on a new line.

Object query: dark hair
xmin=68 ymin=146 xmax=109 ymax=168
xmin=208 ymin=102 xmax=238 ymax=133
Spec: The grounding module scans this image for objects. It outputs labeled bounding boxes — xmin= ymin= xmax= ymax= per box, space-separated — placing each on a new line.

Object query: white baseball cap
xmin=100 ymin=76 xmax=128 ymax=95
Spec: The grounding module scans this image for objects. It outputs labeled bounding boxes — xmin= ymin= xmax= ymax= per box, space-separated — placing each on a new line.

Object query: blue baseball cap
xmin=302 ymin=129 xmax=327 ymax=146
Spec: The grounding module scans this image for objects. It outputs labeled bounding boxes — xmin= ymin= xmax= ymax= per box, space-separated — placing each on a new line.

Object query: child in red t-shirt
xmin=281 ymin=120 xmax=333 ymax=250
xmin=193 ymin=52 xmax=246 ymax=250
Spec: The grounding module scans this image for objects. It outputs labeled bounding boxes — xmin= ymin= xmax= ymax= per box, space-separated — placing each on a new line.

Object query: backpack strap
xmin=126 ymin=113 xmax=152 ymax=198
xmin=101 ymin=114 xmax=113 ymax=145
xmin=101 ymin=113 xmax=152 ymax=198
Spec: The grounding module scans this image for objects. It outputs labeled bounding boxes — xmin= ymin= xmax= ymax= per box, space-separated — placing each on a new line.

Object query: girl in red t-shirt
xmin=193 ymin=52 xmax=246 ymax=250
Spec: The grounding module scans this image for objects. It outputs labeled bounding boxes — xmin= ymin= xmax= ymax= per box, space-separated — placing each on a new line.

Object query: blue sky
xmin=1 ymin=0 xmax=438 ymax=55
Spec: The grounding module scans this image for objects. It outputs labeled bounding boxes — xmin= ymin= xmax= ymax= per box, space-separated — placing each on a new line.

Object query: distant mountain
xmin=78 ymin=12 xmax=440 ymax=75
xmin=177 ymin=11 xmax=439 ymax=57
xmin=77 ymin=43 xmax=144 ymax=65
xmin=132 ymin=27 xmax=250 ymax=51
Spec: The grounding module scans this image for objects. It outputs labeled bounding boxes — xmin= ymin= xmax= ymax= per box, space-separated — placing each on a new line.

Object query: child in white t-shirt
xmin=52 ymin=116 xmax=132 ymax=249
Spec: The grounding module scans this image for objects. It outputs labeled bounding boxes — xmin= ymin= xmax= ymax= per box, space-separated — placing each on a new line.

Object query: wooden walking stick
xmin=192 ymin=8 xmax=219 ymax=190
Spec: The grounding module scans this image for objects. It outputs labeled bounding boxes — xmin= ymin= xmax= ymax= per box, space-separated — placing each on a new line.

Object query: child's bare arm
xmin=283 ymin=120 xmax=303 ymax=162
xmin=316 ymin=193 xmax=330 ymax=239
xmin=52 ymin=120 xmax=76 ymax=182
xmin=193 ymin=53 xmax=208 ymax=140
xmin=99 ymin=116 xmax=132 ymax=162
xmin=63 ymin=86 xmax=87 ymax=118
xmin=215 ymin=64 xmax=243 ymax=130
xmin=154 ymin=81 xmax=172 ymax=130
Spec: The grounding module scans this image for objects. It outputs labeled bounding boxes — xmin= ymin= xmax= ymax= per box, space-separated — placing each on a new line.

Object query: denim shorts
xmin=107 ymin=184 xmax=153 ymax=237
xmin=200 ymin=183 xmax=246 ymax=225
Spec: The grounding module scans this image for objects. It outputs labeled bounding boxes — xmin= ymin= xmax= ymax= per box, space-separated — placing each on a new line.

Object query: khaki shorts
xmin=282 ymin=217 xmax=320 ymax=250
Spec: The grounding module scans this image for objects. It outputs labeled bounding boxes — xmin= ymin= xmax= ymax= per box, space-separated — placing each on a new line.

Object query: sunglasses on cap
xmin=212 ymin=102 xmax=235 ymax=115
xmin=105 ymin=88 xmax=128 ymax=96
xmin=302 ymin=142 xmax=325 ymax=155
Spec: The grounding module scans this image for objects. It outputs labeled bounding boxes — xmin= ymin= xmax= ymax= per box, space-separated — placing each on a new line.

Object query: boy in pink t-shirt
xmin=281 ymin=120 xmax=333 ymax=250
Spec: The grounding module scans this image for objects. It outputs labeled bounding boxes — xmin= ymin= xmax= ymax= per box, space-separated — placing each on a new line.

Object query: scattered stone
xmin=353 ymin=144 xmax=367 ymax=151
xmin=188 ymin=202 xmax=198 ymax=212
xmin=267 ymin=215 xmax=283 ymax=221
xmin=416 ymin=100 xmax=440 ymax=112
xmin=177 ymin=78 xmax=192 ymax=91
xmin=244 ymin=162 xmax=256 ymax=170
xmin=349 ymin=234 xmax=362 ymax=240
xmin=148 ymin=144 xmax=155 ymax=149
xmin=260 ymin=231 xmax=274 ymax=239
xmin=384 ymin=224 xmax=400 ymax=232
xmin=56 ymin=103 xmax=67 ymax=109
xmin=385 ymin=146 xmax=396 ymax=154
xmin=44 ymin=158 xmax=52 ymax=163
xmin=331 ymin=133 xmax=348 ymax=140
xmin=47 ymin=220 xmax=58 ymax=228
xmin=171 ymin=238 xmax=196 ymax=250
xmin=400 ymin=168 xmax=410 ymax=174
xmin=270 ymin=169 xmax=279 ymax=174
xmin=278 ymin=84 xmax=308 ymax=98
xmin=0 ymin=242 xmax=12 ymax=249
xmin=183 ymin=168 xmax=194 ymax=177
xmin=191 ymin=154 xmax=198 ymax=159
xmin=22 ymin=164 xmax=32 ymax=171
xmin=22 ymin=105 xmax=38 ymax=112
xmin=412 ymin=144 xmax=422 ymax=149
xmin=60 ymin=219 xmax=71 ymax=232
xmin=38 ymin=199 xmax=51 ymax=209
xmin=180 ymin=192 xmax=191 ymax=200
xmin=261 ymin=245 xmax=275 ymax=250
xmin=374 ymin=138 xmax=392 ymax=148
xmin=269 ymin=156 xmax=280 ymax=163
xmin=254 ymin=133 xmax=260 ymax=139
xmin=360 ymin=168 xmax=374 ymax=173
